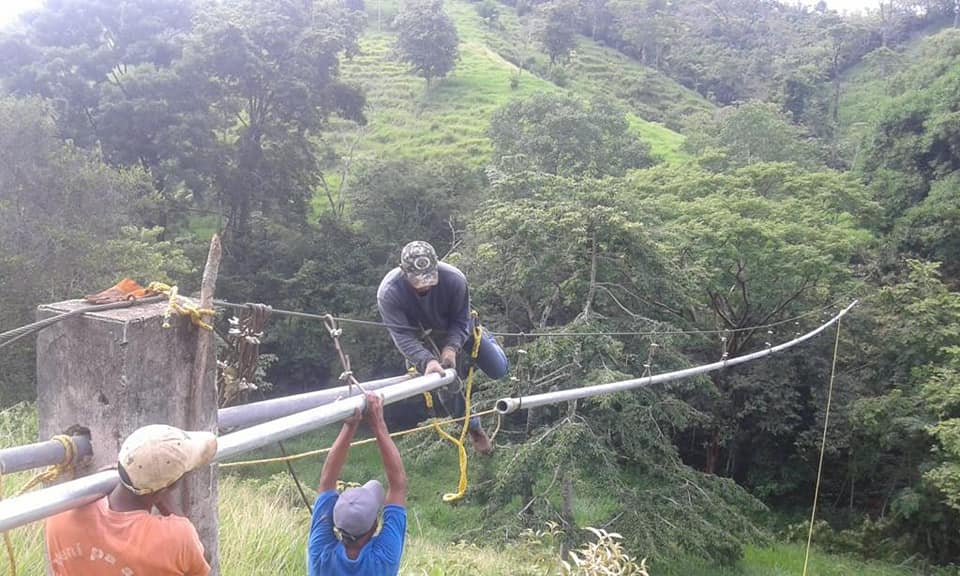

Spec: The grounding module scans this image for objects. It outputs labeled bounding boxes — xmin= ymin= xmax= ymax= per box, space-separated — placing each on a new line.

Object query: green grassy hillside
xmin=440 ymin=0 xmax=713 ymax=129
xmin=328 ymin=0 xmax=711 ymax=181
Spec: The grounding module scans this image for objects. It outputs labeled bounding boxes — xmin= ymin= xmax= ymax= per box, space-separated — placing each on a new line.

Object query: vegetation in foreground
xmin=2 ymin=0 xmax=960 ymax=572
xmin=0 ymin=404 xmax=947 ymax=575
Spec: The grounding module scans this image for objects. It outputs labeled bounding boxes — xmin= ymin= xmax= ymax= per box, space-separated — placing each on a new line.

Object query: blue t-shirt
xmin=307 ymin=490 xmax=407 ymax=576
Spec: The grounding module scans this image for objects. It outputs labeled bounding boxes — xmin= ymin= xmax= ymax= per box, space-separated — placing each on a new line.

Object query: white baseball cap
xmin=117 ymin=424 xmax=217 ymax=495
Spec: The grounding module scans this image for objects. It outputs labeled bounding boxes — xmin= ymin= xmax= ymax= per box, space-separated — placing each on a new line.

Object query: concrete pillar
xmin=36 ymin=299 xmax=219 ymax=573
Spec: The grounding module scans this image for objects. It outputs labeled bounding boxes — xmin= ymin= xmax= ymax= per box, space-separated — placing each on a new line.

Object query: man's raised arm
xmin=318 ymin=408 xmax=361 ymax=493
xmin=364 ymin=393 xmax=407 ymax=506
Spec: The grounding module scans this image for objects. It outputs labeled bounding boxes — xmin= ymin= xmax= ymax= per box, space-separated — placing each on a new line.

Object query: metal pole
xmin=0 ymin=435 xmax=93 ymax=476
xmin=1 ymin=376 xmax=414 ymax=474
xmin=216 ymin=369 xmax=453 ymax=460
xmin=0 ymin=369 xmax=455 ymax=533
xmin=0 ymin=470 xmax=117 ymax=534
xmin=496 ymin=301 xmax=858 ymax=414
xmin=218 ymin=374 xmax=411 ymax=430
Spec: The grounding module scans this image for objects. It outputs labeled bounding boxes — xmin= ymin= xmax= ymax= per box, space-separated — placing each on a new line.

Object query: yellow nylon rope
xmin=146 ymin=282 xmax=215 ymax=330
xmin=431 ymin=315 xmax=484 ymax=503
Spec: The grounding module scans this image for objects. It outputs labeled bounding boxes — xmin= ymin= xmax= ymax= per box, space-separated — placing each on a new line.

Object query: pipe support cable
xmin=495 ymin=301 xmax=858 ymax=414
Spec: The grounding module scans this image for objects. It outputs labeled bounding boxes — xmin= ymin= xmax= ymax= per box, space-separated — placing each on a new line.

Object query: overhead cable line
xmin=213 ymin=296 xmax=857 ymax=340
xmin=0 ymin=296 xmax=166 ymax=351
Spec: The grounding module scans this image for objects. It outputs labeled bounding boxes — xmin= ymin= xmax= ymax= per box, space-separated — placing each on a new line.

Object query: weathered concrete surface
xmin=37 ymin=299 xmax=219 ymax=571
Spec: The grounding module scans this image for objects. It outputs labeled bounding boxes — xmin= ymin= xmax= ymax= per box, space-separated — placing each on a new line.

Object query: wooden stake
xmin=191 ymin=234 xmax=221 ymax=423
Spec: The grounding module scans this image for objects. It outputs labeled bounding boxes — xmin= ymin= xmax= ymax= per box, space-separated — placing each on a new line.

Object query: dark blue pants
xmin=437 ymin=327 xmax=508 ymax=431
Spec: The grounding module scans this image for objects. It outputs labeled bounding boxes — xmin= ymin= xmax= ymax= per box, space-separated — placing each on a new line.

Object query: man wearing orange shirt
xmin=45 ymin=424 xmax=216 ymax=576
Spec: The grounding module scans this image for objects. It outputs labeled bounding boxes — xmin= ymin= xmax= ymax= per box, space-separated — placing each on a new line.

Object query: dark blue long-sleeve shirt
xmin=377 ymin=262 xmax=471 ymax=373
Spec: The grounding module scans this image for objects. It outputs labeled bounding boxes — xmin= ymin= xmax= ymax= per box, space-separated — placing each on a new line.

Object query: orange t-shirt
xmin=45 ymin=496 xmax=210 ymax=576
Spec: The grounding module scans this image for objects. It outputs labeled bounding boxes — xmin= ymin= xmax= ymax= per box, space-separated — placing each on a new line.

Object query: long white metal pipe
xmin=496 ymin=301 xmax=858 ymax=414
xmin=0 ymin=369 xmax=455 ymax=533
xmin=0 ymin=376 xmax=412 ymax=476
xmin=218 ymin=374 xmax=411 ymax=430
xmin=0 ymin=470 xmax=118 ymax=534
xmin=216 ymin=369 xmax=453 ymax=460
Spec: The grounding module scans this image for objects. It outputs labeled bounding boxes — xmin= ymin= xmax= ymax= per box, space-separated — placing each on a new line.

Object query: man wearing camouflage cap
xmin=377 ymin=240 xmax=509 ymax=454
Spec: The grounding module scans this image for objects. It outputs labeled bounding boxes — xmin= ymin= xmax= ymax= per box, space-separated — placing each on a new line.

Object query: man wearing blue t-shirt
xmin=307 ymin=393 xmax=407 ymax=576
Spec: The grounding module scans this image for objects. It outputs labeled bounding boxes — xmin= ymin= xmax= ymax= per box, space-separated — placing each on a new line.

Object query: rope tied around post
xmin=13 ymin=434 xmax=79 ymax=495
xmin=146 ymin=282 xmax=216 ymax=331
xmin=323 ymin=314 xmax=367 ymax=396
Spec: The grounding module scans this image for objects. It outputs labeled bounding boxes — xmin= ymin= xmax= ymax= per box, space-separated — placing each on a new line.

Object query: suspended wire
xmin=0 ymin=296 xmax=166 ymax=351
xmin=0 ymin=293 xmax=861 ymax=357
xmin=213 ymin=295 xmax=857 ymax=340
xmin=213 ymin=300 xmax=416 ymax=332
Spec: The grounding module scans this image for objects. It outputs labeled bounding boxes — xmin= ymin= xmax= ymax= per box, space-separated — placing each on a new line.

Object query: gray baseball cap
xmin=400 ymin=241 xmax=439 ymax=289
xmin=333 ymin=480 xmax=385 ymax=539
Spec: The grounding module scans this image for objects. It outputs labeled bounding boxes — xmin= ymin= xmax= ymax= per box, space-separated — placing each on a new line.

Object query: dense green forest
xmin=2 ymin=0 xmax=960 ymax=572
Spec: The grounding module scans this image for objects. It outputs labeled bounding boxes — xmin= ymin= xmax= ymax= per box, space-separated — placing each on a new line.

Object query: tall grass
xmin=1 ymin=403 xmax=45 ymax=574
xmin=660 ymin=544 xmax=930 ymax=576
xmin=2 ymin=406 xmax=947 ymax=575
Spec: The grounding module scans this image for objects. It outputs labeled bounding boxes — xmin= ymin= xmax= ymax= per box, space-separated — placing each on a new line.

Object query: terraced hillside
xmin=327 ymin=0 xmax=713 ymax=177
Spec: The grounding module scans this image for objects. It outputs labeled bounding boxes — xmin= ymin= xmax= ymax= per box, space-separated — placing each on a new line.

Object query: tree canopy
xmin=393 ymin=0 xmax=460 ymax=85
xmin=488 ymin=93 xmax=654 ymax=178
xmin=2 ymin=0 xmax=960 ymax=568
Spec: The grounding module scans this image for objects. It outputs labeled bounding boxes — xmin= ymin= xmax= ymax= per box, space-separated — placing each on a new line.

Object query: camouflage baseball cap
xmin=400 ymin=241 xmax=439 ymax=289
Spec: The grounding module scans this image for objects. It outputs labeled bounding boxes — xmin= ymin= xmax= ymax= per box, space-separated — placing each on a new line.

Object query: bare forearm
xmin=319 ymin=423 xmax=356 ymax=491
xmin=373 ymin=422 xmax=407 ymax=504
